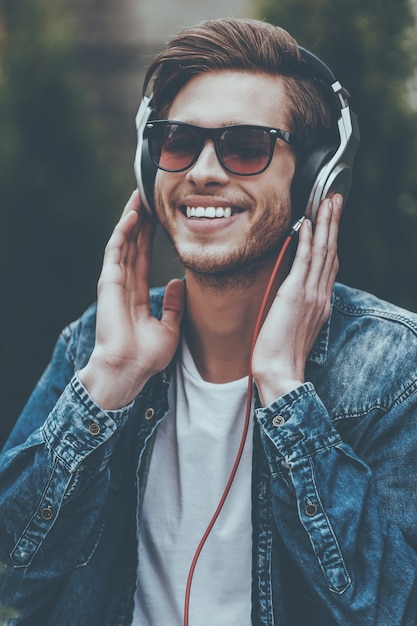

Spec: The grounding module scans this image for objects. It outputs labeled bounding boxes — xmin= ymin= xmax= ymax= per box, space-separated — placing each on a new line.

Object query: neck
xmin=183 ymin=252 xmax=291 ymax=383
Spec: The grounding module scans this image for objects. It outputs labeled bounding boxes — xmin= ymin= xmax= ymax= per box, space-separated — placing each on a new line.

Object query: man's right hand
xmin=78 ymin=190 xmax=185 ymax=410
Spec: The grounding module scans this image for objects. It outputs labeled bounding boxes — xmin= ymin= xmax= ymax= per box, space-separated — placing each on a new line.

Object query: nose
xmin=185 ymin=140 xmax=230 ymax=187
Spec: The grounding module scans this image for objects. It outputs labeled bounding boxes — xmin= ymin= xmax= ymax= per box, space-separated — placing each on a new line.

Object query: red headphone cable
xmin=183 ymin=216 xmax=306 ymax=626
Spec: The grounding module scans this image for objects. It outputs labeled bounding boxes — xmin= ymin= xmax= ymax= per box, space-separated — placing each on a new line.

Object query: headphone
xmin=134 ymin=47 xmax=360 ymax=225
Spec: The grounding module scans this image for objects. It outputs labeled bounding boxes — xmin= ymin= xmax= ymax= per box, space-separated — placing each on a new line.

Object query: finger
xmin=318 ymin=195 xmax=342 ymax=289
xmin=307 ymin=195 xmax=341 ymax=288
xmin=161 ymin=278 xmax=186 ymax=331
xmin=116 ymin=189 xmax=144 ymax=255
xmin=106 ymin=213 xmax=155 ymax=316
xmin=120 ymin=189 xmax=141 ymax=220
xmin=325 ymin=247 xmax=340 ymax=296
xmin=315 ymin=252 xmax=339 ymax=323
xmin=325 ymin=193 xmax=342 ymax=248
xmin=306 ymin=197 xmax=341 ymax=319
xmin=102 ymin=190 xmax=142 ymax=265
xmin=101 ymin=209 xmax=139 ymax=274
xmin=127 ymin=211 xmax=156 ymax=293
xmin=283 ymin=216 xmax=313 ymax=286
xmin=117 ymin=190 xmax=153 ymax=272
xmin=322 ymin=195 xmax=342 ymax=292
xmin=120 ymin=191 xmax=147 ymax=264
xmin=310 ymin=198 xmax=333 ymax=270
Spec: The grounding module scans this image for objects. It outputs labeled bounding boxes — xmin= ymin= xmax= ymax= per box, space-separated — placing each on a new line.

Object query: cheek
xmin=154 ymin=171 xmax=182 ymax=210
xmin=153 ymin=183 xmax=168 ymax=227
xmin=275 ymin=152 xmax=296 ymax=186
xmin=154 ymin=171 xmax=166 ymax=204
xmin=153 ymin=173 xmax=173 ymax=218
xmin=250 ymin=152 xmax=296 ymax=198
xmin=262 ymin=155 xmax=296 ymax=211
xmin=251 ymin=159 xmax=295 ymax=207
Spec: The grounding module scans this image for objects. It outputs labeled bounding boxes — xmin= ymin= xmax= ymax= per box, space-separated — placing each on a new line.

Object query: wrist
xmin=253 ymin=370 xmax=304 ymax=406
xmin=78 ymin=354 xmax=150 ymax=410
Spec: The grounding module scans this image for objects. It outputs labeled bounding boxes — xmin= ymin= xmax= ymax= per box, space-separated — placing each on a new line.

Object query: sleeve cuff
xmin=42 ymin=375 xmax=133 ymax=472
xmin=255 ymin=382 xmax=342 ymax=462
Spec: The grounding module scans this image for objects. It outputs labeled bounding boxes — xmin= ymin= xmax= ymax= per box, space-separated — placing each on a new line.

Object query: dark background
xmin=1 ymin=0 xmax=417 ymax=446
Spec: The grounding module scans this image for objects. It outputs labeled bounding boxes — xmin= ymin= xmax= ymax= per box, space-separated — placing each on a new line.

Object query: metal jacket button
xmin=272 ymin=415 xmax=285 ymax=427
xmin=88 ymin=423 xmax=101 ymax=436
xmin=305 ymin=501 xmax=318 ymax=517
xmin=40 ymin=506 xmax=54 ymax=521
xmin=145 ymin=408 xmax=155 ymax=420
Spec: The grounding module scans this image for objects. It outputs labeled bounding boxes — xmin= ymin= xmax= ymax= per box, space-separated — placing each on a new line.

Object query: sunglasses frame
xmin=144 ymin=120 xmax=296 ymax=176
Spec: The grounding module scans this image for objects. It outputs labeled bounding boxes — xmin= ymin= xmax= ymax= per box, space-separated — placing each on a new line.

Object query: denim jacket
xmin=1 ymin=282 xmax=417 ymax=626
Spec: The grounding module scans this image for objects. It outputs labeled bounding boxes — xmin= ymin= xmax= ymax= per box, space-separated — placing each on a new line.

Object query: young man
xmin=1 ymin=17 xmax=417 ymax=626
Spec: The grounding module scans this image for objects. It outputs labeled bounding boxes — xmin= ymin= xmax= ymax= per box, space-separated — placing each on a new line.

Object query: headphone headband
xmin=299 ymin=47 xmax=337 ymax=85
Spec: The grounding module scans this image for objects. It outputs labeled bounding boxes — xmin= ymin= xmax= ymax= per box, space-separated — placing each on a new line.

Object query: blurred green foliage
xmin=257 ymin=0 xmax=417 ymax=310
xmin=0 ymin=0 xmax=129 ymax=444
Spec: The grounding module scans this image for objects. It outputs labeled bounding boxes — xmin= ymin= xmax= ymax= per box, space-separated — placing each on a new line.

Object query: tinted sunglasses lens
xmin=220 ymin=127 xmax=271 ymax=174
xmin=150 ymin=123 xmax=201 ymax=171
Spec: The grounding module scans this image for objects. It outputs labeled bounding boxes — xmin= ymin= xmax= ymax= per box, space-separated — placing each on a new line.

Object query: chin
xmin=178 ymin=242 xmax=281 ymax=279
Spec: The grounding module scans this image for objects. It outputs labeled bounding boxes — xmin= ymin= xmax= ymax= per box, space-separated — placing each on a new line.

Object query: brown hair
xmin=143 ymin=18 xmax=339 ymax=154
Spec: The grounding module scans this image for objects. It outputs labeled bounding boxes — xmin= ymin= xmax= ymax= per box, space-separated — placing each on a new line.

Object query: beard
xmin=154 ymin=187 xmax=292 ymax=289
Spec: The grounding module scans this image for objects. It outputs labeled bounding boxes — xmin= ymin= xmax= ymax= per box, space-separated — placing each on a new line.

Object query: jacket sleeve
xmin=256 ymin=382 xmax=417 ymax=625
xmin=0 ymin=317 xmax=132 ymax=617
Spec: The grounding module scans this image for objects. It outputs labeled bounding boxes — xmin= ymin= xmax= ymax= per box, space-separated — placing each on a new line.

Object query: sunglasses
xmin=145 ymin=120 xmax=296 ymax=176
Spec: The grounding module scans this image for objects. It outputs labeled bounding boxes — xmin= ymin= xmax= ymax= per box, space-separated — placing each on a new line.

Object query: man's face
xmin=154 ymin=70 xmax=296 ymax=278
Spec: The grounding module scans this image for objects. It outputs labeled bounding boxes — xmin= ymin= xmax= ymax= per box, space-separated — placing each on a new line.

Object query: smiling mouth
xmin=185 ymin=206 xmax=233 ymax=219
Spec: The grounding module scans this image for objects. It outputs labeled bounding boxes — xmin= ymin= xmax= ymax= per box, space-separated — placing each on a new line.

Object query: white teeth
xmin=186 ymin=206 xmax=232 ymax=219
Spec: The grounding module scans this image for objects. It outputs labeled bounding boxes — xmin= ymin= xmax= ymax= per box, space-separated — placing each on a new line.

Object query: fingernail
xmin=334 ymin=194 xmax=343 ymax=209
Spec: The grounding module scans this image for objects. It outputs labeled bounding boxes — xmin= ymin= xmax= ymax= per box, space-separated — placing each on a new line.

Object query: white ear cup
xmin=134 ymin=96 xmax=155 ymax=215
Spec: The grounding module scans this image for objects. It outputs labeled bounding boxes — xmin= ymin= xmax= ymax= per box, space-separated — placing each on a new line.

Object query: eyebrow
xmin=168 ymin=119 xmax=289 ymax=130
xmin=170 ymin=118 xmax=266 ymax=128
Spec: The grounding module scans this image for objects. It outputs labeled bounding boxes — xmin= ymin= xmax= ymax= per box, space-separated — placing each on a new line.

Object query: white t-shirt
xmin=133 ymin=337 xmax=253 ymax=626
